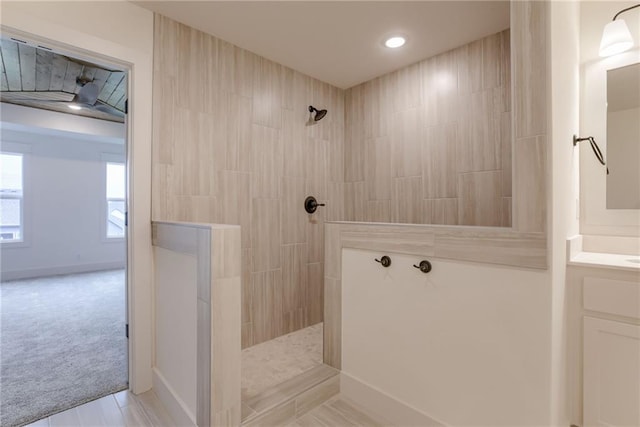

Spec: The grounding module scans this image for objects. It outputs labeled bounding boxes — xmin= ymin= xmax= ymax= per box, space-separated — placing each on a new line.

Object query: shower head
xmin=308 ymin=105 xmax=327 ymax=121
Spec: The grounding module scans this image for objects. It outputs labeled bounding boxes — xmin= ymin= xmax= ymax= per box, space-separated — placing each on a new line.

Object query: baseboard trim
xmin=340 ymin=372 xmax=447 ymax=427
xmin=152 ymin=368 xmax=196 ymax=427
xmin=0 ymin=262 xmax=125 ymax=281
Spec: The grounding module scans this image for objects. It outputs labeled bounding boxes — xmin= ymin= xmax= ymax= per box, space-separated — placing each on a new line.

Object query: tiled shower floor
xmin=241 ymin=322 xmax=323 ymax=400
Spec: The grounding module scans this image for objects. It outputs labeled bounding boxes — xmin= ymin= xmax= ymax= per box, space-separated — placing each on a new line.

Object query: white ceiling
xmin=133 ymin=1 xmax=510 ymax=89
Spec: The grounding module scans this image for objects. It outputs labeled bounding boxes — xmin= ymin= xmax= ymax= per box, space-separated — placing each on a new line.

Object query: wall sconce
xmin=599 ymin=4 xmax=639 ymax=57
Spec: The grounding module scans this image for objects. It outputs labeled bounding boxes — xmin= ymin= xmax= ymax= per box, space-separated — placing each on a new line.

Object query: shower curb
xmin=242 ymin=364 xmax=340 ymax=426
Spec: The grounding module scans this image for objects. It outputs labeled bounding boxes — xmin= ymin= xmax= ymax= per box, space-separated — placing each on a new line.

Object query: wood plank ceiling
xmin=0 ymin=39 xmax=126 ymax=123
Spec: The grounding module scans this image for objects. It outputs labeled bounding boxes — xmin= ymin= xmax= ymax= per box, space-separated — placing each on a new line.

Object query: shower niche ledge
xmin=324 ymin=221 xmax=547 ymax=271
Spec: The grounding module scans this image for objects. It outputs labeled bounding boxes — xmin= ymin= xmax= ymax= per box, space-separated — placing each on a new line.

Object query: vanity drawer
xmin=583 ymin=277 xmax=640 ymax=319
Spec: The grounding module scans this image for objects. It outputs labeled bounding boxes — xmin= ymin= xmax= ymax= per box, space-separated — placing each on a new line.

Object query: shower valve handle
xmin=304 ymin=196 xmax=325 ymax=214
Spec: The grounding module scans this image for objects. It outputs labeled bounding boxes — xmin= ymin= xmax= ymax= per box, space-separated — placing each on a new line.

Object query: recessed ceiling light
xmin=68 ymin=104 xmax=82 ymax=110
xmin=384 ymin=36 xmax=406 ymax=49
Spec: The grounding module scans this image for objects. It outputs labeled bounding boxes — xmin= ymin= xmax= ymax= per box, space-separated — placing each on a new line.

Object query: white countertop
xmin=569 ymin=251 xmax=640 ymax=272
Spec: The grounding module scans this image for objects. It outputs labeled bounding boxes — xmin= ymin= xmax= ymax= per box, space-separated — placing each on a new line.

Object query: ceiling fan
xmin=66 ymin=79 xmax=125 ymax=118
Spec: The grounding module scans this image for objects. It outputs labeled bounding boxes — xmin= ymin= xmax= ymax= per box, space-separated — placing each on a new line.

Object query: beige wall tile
xmin=251 ymin=200 xmax=281 ymax=272
xmin=252 ymin=57 xmax=283 ymax=129
xmin=225 ymin=94 xmax=253 ymax=172
xmin=365 ymin=137 xmax=392 ymax=201
xmin=323 ymin=277 xmax=341 ymax=370
xmin=512 ymin=136 xmax=546 ymax=232
xmin=307 ymin=209 xmax=325 ymax=264
xmin=281 ymin=177 xmax=307 ymax=245
xmin=512 ymin=0 xmax=547 ymax=139
xmin=392 ymin=177 xmax=422 ymax=224
xmin=216 ymin=171 xmax=251 ymax=248
xmin=281 ymin=244 xmax=308 ymax=314
xmin=344 ymin=182 xmax=365 ymax=222
xmin=344 ymin=86 xmax=365 ymax=182
xmin=457 ymin=171 xmax=503 ymax=227
xmin=482 ymin=31 xmax=503 ymax=90
xmin=306 ymin=262 xmax=324 ymax=326
xmin=423 ymin=198 xmax=458 ymax=225
xmin=251 ymin=125 xmax=282 ymax=199
xmin=305 ymin=139 xmax=329 ymax=201
xmin=344 ymin=29 xmax=512 ymax=228
xmin=501 ymin=111 xmax=513 ymax=197
xmin=393 ymin=62 xmax=421 ymax=112
xmin=422 ymin=124 xmax=457 ymax=199
xmin=391 ymin=107 xmax=421 ymax=178
xmin=252 ymin=270 xmax=284 ymax=344
xmin=364 ymin=200 xmax=391 ymax=223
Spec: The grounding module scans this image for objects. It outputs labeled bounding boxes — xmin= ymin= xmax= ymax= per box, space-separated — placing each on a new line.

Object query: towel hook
xmin=375 ymin=255 xmax=392 ymax=267
xmin=413 ymin=260 xmax=432 ymax=273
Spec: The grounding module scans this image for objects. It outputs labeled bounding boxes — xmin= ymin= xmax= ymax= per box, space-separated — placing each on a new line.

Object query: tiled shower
xmin=152 ymin=15 xmax=512 ymax=349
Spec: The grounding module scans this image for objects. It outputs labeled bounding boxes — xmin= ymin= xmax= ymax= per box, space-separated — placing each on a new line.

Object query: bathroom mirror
xmin=606 ymin=62 xmax=640 ymax=209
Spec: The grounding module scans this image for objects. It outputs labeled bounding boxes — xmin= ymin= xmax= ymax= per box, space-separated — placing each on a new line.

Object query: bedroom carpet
xmin=0 ymin=270 xmax=128 ymax=427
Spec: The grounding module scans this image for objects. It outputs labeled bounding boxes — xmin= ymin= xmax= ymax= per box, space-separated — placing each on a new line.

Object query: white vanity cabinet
xmin=583 ymin=316 xmax=640 ymax=426
xmin=568 ymin=266 xmax=640 ymax=426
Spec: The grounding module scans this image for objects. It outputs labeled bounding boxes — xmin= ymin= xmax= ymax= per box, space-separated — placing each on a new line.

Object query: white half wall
xmin=341 ymin=248 xmax=551 ymax=426
xmin=154 ymin=246 xmax=198 ymax=424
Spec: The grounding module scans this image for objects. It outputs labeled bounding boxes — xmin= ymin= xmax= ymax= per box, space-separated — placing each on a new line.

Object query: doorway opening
xmin=0 ymin=36 xmax=129 ymax=426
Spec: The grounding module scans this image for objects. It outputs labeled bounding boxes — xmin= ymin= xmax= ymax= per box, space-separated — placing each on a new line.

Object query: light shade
xmin=68 ymin=104 xmax=82 ymax=110
xmin=599 ymin=19 xmax=634 ymax=57
xmin=384 ymin=36 xmax=406 ymax=49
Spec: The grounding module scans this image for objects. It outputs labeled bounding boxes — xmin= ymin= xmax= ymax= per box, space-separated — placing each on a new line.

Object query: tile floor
xmin=24 ymin=390 xmax=174 ymax=427
xmin=242 ymin=364 xmax=339 ymax=423
xmin=242 ymin=323 xmax=323 ymax=399
xmin=292 ymin=396 xmax=388 ymax=427
xmin=25 ymin=322 xmax=387 ymax=427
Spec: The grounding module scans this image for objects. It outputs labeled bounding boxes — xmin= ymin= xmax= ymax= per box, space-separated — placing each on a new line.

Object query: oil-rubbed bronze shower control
xmin=413 ymin=260 xmax=432 ymax=273
xmin=304 ymin=196 xmax=325 ymax=214
xmin=375 ymin=256 xmax=392 ymax=267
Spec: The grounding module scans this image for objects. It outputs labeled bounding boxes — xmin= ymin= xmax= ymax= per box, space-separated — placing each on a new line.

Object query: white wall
xmin=579 ymin=1 xmax=640 ymax=240
xmin=0 ymin=0 xmax=154 ymax=392
xmin=341 ymin=249 xmax=551 ymax=426
xmin=549 ymin=1 xmax=581 ymax=425
xmin=1 ymin=115 xmax=126 ymax=280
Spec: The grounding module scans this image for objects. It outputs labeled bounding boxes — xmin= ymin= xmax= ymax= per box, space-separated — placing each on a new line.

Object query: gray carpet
xmin=0 ymin=270 xmax=128 ymax=427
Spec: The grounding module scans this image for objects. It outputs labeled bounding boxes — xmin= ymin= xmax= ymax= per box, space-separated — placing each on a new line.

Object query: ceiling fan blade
xmin=91 ymin=101 xmax=125 ymax=118
xmin=76 ymin=82 xmax=100 ymax=105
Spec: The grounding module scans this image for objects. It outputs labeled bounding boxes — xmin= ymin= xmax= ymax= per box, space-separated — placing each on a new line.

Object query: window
xmin=106 ymin=162 xmax=125 ymax=238
xmin=0 ymin=153 xmax=24 ymax=242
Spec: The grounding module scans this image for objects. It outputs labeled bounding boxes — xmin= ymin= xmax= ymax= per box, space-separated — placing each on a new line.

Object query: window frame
xmin=104 ymin=160 xmax=126 ymax=241
xmin=0 ymin=151 xmax=26 ymax=245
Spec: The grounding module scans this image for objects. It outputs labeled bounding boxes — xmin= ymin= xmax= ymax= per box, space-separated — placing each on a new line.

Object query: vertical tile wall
xmin=343 ymin=30 xmax=512 ymax=227
xmin=152 ymin=15 xmax=345 ymax=348
xmin=152 ymin=18 xmax=519 ymax=348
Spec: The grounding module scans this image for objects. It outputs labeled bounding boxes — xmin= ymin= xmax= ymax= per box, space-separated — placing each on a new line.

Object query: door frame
xmin=0 ymin=8 xmax=154 ymax=393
